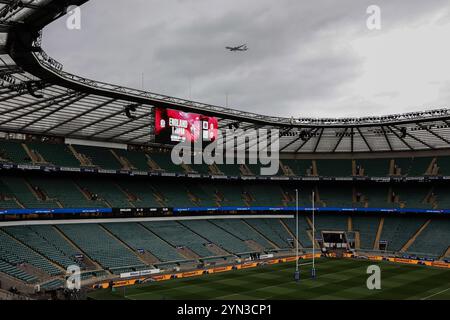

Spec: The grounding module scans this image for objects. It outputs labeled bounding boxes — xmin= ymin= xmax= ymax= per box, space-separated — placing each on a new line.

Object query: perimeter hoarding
xmin=155 ymin=107 xmax=218 ymax=145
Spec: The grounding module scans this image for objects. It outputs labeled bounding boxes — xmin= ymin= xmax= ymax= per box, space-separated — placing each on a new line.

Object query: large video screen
xmin=155 ymin=108 xmax=218 ymax=144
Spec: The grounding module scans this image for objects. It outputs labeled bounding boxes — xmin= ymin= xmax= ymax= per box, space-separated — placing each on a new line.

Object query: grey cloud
xmin=43 ymin=0 xmax=450 ymax=118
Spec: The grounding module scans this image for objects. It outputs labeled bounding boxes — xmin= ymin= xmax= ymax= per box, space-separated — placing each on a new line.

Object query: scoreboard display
xmin=155 ymin=107 xmax=218 ymax=144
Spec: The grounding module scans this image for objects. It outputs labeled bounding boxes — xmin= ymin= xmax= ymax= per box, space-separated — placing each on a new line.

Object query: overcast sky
xmin=43 ymin=0 xmax=450 ymax=118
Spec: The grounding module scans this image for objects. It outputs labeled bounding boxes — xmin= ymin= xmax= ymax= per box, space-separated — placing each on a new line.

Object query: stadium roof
xmin=1 ymin=0 xmax=450 ymax=153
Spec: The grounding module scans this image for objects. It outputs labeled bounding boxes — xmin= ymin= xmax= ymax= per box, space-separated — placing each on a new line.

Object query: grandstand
xmin=0 ymin=0 xmax=448 ymax=301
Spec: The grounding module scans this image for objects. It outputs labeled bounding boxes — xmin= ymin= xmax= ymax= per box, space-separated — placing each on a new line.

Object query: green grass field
xmin=88 ymin=258 xmax=450 ymax=300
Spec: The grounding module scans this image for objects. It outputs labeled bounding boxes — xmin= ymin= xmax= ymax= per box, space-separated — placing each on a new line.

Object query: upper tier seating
xmin=114 ymin=149 xmax=150 ymax=171
xmin=0 ymin=179 xmax=19 ymax=209
xmin=316 ymin=159 xmax=351 ymax=177
xmin=149 ymin=152 xmax=185 ymax=173
xmin=313 ymin=213 xmax=348 ymax=232
xmin=156 ymin=180 xmax=196 ymax=207
xmin=1 ymin=176 xmax=58 ymax=208
xmin=0 ymin=259 xmax=37 ymax=283
xmin=104 ymin=222 xmax=183 ymax=262
xmin=247 ymin=184 xmax=285 ymax=206
xmin=433 ymin=185 xmax=450 ymax=209
xmin=319 ymin=186 xmax=353 ymax=207
xmin=210 ymin=219 xmax=275 ymax=249
xmin=58 ymin=224 xmax=146 ymax=272
xmin=407 ymin=218 xmax=450 ymax=257
xmin=28 ymin=177 xmax=104 ymax=208
xmin=76 ymin=178 xmax=131 ymax=208
xmin=352 ymin=215 xmax=380 ymax=250
xmin=280 ymin=159 xmax=313 ymax=176
xmin=392 ymin=185 xmax=432 ymax=209
xmin=282 ymin=217 xmax=312 ymax=248
xmin=215 ymin=183 xmax=247 ymax=206
xmin=0 ymin=140 xmax=31 ymax=164
xmin=435 ymin=157 xmax=450 ymax=176
xmin=355 ymin=159 xmax=389 ymax=176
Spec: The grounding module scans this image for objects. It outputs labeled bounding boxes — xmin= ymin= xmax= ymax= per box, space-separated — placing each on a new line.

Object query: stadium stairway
xmin=179 ymin=220 xmax=253 ymax=255
xmin=351 ymin=215 xmax=381 ymax=250
xmin=279 ymin=219 xmax=303 ymax=249
xmin=0 ymin=229 xmax=63 ymax=278
xmin=141 ymin=221 xmax=217 ymax=258
xmin=441 ymin=247 xmax=450 ymax=260
xmin=211 ymin=219 xmax=278 ymax=251
xmin=105 ymin=222 xmax=184 ymax=263
xmin=400 ymin=219 xmax=431 ymax=253
xmin=373 ymin=217 xmax=385 ymax=250
xmin=56 ymin=224 xmax=148 ymax=274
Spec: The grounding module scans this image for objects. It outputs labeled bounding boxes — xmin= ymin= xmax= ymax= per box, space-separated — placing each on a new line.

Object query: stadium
xmin=0 ymin=0 xmax=449 ymax=302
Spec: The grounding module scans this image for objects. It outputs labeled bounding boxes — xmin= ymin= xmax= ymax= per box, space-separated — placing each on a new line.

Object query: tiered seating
xmin=0 ymin=179 xmax=19 ymax=209
xmin=357 ymin=185 xmax=390 ymax=208
xmin=0 ymin=259 xmax=37 ymax=283
xmin=3 ymin=226 xmax=82 ymax=269
xmin=244 ymin=219 xmax=292 ymax=248
xmin=433 ymin=185 xmax=450 ymax=209
xmin=191 ymin=163 xmax=212 ymax=175
xmin=319 ymin=186 xmax=353 ymax=207
xmin=380 ymin=216 xmax=427 ymax=252
xmin=0 ymin=229 xmax=62 ymax=276
xmin=215 ymin=183 xmax=246 ymax=206
xmin=156 ymin=181 xmax=196 ymax=207
xmin=316 ymin=159 xmax=350 ymax=177
xmin=408 ymin=218 xmax=450 ymax=257
xmin=0 ymin=140 xmax=31 ymax=164
xmin=73 ymin=145 xmax=122 ymax=170
xmin=190 ymin=183 xmax=217 ymax=207
xmin=104 ymin=222 xmax=183 ymax=262
xmin=409 ymin=157 xmax=433 ymax=176
xmin=180 ymin=220 xmax=252 ymax=253
xmin=117 ymin=180 xmax=160 ymax=207
xmin=28 ymin=177 xmax=104 ymax=208
xmin=40 ymin=279 xmax=64 ymax=291
xmin=1 ymin=177 xmax=58 ymax=208
xmin=352 ymin=215 xmax=380 ymax=250
xmin=247 ymin=184 xmax=284 ymax=206
xmin=280 ymin=159 xmax=312 ymax=176
xmin=217 ymin=162 xmax=241 ymax=176
xmin=246 ymin=163 xmax=262 ymax=176
xmin=435 ymin=157 xmax=450 ymax=176
xmin=280 ymin=187 xmax=313 ymax=207
xmin=282 ymin=216 xmax=312 ymax=248
xmin=355 ymin=159 xmax=389 ymax=176
xmin=58 ymin=224 xmax=146 ymax=272
xmin=393 ymin=158 xmax=413 ymax=176
xmin=210 ymin=219 xmax=274 ymax=249
xmin=76 ymin=179 xmax=131 ymax=208
xmin=114 ymin=149 xmax=150 ymax=171
xmin=313 ymin=213 xmax=348 ymax=232
xmin=27 ymin=142 xmax=80 ymax=167
xmin=393 ymin=185 xmax=431 ymax=209
xmin=142 ymin=221 xmax=213 ymax=257
xmin=148 ymin=152 xmax=185 ymax=173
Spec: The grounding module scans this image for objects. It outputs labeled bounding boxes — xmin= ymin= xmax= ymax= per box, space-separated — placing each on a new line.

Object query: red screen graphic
xmin=155 ymin=108 xmax=218 ymax=144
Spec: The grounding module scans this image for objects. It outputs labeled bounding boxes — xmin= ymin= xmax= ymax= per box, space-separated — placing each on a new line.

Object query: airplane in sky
xmin=226 ymin=44 xmax=248 ymax=52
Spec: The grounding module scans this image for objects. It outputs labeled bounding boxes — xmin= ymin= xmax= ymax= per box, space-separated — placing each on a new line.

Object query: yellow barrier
xmin=93 ymin=255 xmax=323 ymax=290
